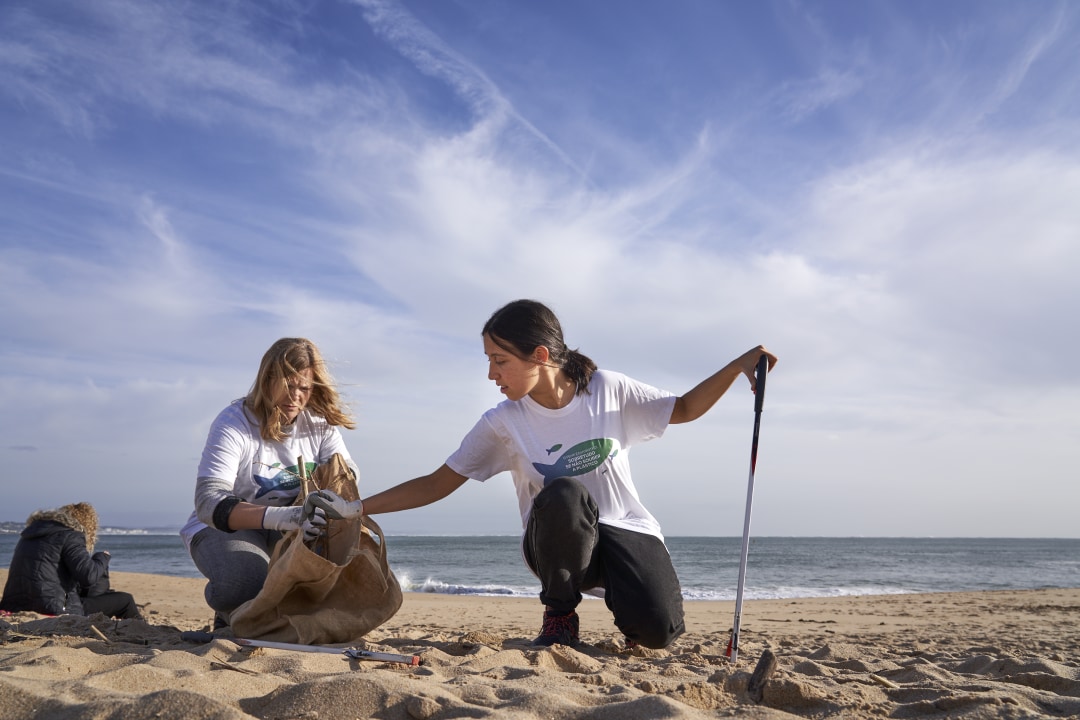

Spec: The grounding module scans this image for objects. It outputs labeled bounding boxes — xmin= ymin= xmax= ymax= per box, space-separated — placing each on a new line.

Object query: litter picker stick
xmin=180 ymin=631 xmax=422 ymax=666
xmin=725 ymin=354 xmax=770 ymax=665
xmin=298 ymin=454 xmax=329 ymax=557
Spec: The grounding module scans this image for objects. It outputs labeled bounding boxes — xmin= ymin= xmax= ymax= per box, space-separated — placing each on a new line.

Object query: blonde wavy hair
xmin=65 ymin=502 xmax=99 ymax=551
xmin=245 ymin=338 xmax=355 ymax=442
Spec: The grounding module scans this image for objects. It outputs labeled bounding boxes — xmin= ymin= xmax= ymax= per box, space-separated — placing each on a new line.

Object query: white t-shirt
xmin=446 ymin=370 xmax=676 ymax=540
xmin=179 ymin=399 xmax=357 ymax=547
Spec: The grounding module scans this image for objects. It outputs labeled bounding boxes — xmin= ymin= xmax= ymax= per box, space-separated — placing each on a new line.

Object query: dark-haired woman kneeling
xmin=363 ymin=299 xmax=776 ymax=649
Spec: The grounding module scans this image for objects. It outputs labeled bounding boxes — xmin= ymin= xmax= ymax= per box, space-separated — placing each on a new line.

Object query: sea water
xmin=2 ymin=534 xmax=1077 ymax=600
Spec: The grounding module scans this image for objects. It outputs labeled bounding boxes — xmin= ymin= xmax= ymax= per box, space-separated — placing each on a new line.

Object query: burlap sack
xmin=230 ymin=454 xmax=402 ymax=644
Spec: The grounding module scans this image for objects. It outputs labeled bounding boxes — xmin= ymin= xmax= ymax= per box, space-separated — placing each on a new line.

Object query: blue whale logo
xmin=252 ymin=464 xmax=302 ymax=501
xmin=532 ymin=439 xmax=616 ymax=484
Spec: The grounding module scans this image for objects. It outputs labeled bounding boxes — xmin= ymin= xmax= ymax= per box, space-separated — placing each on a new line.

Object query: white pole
xmin=725 ymin=354 xmax=769 ymax=665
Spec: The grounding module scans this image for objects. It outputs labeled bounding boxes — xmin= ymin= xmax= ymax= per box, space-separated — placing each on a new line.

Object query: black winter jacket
xmin=0 ymin=514 xmax=109 ymax=615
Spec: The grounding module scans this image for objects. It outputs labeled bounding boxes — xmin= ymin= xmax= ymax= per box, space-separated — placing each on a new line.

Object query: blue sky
xmin=2 ymin=0 xmax=1077 ymax=537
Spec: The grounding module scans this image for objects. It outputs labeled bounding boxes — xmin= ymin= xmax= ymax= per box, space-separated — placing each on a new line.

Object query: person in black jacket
xmin=0 ymin=502 xmax=141 ymax=619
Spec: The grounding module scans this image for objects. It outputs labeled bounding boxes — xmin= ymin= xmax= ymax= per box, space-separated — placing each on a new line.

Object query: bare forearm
xmin=671 ymin=364 xmax=744 ymax=424
xmin=363 ymin=464 xmax=468 ymax=515
xmin=227 ymin=503 xmax=270 ymax=530
xmin=670 ymin=345 xmax=776 ymax=424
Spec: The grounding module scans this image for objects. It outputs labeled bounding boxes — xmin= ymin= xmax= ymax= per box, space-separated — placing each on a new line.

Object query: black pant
xmin=523 ymin=477 xmax=685 ymax=649
xmin=82 ymin=590 xmax=141 ymax=620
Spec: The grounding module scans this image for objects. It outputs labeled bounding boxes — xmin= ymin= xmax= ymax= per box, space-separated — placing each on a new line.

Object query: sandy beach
xmin=1 ymin=568 xmax=1077 ymax=719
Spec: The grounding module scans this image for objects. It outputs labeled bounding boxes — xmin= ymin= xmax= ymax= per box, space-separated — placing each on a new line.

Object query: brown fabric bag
xmin=230 ymin=454 xmax=402 ymax=644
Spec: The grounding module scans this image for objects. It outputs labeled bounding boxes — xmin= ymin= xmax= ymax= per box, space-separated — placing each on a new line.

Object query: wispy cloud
xmin=979 ymin=5 xmax=1068 ymax=120
xmin=352 ymin=0 xmax=587 ymax=179
xmin=779 ymin=68 xmax=864 ymax=122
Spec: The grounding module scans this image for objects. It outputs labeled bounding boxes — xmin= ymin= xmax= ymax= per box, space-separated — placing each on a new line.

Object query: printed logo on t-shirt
xmin=253 ymin=461 xmax=312 ymax=504
xmin=532 ymin=438 xmax=617 ymax=484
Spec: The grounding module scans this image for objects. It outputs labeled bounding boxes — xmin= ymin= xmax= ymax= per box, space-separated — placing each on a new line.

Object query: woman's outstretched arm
xmin=669 ymin=345 xmax=777 ymax=425
xmin=363 ymin=463 xmax=469 ymax=515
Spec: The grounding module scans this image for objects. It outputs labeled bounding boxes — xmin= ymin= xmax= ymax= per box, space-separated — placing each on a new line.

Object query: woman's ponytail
xmin=560 ymin=348 xmax=597 ymax=395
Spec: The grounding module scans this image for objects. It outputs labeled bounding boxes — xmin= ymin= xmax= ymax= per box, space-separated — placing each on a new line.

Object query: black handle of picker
xmin=754 ymin=354 xmax=769 ymax=413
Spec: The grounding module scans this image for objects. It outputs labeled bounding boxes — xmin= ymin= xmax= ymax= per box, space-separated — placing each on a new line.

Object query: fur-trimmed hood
xmin=23 ymin=503 xmax=98 ymax=551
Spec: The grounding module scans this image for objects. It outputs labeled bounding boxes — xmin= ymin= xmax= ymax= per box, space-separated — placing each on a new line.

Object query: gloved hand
xmin=261 ymin=505 xmax=305 ymax=532
xmin=303 ymin=489 xmax=364 ymax=521
xmin=300 ymin=506 xmax=328 ymax=543
xmin=261 ymin=504 xmax=328 ymax=539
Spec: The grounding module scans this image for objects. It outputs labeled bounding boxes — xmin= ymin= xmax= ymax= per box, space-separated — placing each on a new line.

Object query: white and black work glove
xmin=261 ymin=505 xmax=329 ymax=543
xmin=302 ymin=489 xmax=364 ymax=521
xmin=300 ymin=506 xmax=328 ymax=543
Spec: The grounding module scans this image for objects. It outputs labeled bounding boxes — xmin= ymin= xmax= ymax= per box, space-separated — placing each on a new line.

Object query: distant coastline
xmin=0 ymin=521 xmax=178 ymax=535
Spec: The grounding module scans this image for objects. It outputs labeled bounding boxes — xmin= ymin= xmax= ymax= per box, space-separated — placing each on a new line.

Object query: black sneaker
xmin=533 ymin=610 xmax=579 ymax=647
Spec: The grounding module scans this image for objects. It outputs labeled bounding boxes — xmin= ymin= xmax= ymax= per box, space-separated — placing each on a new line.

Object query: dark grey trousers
xmin=523 ymin=477 xmax=685 ymax=649
xmin=189 ymin=526 xmax=283 ymax=615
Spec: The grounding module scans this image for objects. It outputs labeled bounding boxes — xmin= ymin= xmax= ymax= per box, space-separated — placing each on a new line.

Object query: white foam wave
xmin=396 ymin=573 xmax=539 ymax=597
xmin=396 ymin=573 xmax=921 ymax=601
xmin=682 ymin=586 xmax=919 ymax=601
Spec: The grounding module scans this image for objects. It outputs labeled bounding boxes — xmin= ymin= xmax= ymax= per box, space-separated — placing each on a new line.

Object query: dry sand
xmin=1 ymin=568 xmax=1078 ymax=719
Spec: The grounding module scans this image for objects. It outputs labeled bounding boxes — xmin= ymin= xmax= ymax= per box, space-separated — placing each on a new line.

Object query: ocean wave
xmin=395 ymin=573 xmax=540 ymax=598
xmin=681 ymin=585 xmax=919 ymax=601
xmin=393 ymin=572 xmax=923 ymax=601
